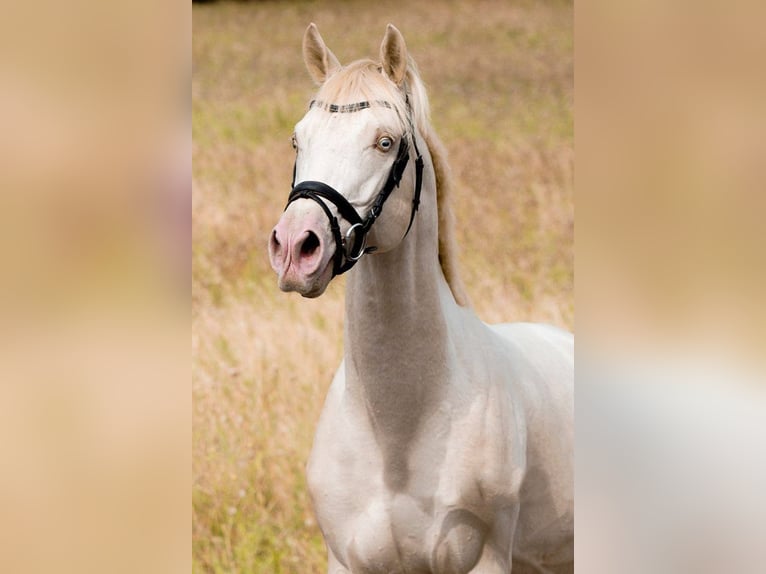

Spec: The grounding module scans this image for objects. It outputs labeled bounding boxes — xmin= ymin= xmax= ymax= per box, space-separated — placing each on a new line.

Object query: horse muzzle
xmin=268 ymin=201 xmax=336 ymax=297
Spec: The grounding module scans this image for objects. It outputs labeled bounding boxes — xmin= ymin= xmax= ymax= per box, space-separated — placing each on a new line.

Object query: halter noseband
xmin=285 ymin=98 xmax=424 ymax=277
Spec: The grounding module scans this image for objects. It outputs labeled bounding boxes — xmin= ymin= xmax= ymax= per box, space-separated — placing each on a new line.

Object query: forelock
xmin=313 ymin=60 xmax=409 ymax=133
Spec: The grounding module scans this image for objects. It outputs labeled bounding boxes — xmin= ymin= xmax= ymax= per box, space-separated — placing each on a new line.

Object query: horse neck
xmin=343 ymin=142 xmax=453 ymax=487
xmin=344 ymin=216 xmax=449 ymax=385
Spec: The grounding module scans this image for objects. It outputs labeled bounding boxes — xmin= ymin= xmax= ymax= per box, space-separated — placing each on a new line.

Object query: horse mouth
xmin=277 ymin=250 xmax=335 ymax=298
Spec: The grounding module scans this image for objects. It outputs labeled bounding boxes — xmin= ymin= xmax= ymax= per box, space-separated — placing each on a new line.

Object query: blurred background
xmin=192 ymin=0 xmax=572 ymax=571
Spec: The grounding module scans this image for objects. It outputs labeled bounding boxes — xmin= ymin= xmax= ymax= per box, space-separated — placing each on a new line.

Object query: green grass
xmin=193 ymin=1 xmax=572 ymax=571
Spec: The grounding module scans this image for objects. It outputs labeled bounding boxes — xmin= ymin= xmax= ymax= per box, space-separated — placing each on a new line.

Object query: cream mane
xmin=317 ymin=59 xmax=470 ymax=307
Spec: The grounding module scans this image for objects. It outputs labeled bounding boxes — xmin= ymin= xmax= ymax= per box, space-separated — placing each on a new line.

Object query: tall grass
xmin=193 ymin=1 xmax=572 ymax=571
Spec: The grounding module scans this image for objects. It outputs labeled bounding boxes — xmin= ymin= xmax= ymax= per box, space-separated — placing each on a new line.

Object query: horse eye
xmin=291 ymin=134 xmax=298 ymax=151
xmin=376 ymin=136 xmax=393 ymax=152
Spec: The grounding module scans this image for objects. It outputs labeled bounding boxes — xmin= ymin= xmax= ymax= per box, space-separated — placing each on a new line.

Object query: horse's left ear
xmin=379 ymin=24 xmax=408 ymax=86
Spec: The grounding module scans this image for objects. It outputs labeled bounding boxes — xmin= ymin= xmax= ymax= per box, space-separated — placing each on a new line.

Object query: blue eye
xmin=376 ymin=136 xmax=393 ymax=152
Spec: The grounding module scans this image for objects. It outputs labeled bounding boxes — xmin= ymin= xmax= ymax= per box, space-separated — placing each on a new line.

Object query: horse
xmin=268 ymin=23 xmax=573 ymax=574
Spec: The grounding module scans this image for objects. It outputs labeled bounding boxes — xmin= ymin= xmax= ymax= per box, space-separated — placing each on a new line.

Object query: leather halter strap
xmin=285 ymin=99 xmax=424 ymax=277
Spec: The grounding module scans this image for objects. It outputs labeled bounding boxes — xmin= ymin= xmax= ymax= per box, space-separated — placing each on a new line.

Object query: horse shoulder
xmin=306 ymin=361 xmax=386 ymax=561
xmin=488 ymin=322 xmax=573 ymax=419
xmin=307 ymin=359 xmax=376 ymax=481
xmin=488 ymin=322 xmax=575 ymax=564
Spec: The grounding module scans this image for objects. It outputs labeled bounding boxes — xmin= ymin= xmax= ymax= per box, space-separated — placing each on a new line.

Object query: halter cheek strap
xmin=285 ymin=101 xmax=424 ymax=277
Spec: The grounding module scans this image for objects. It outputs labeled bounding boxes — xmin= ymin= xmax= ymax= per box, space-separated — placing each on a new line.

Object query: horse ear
xmin=303 ymin=23 xmax=341 ymax=85
xmin=379 ymin=24 xmax=408 ymax=86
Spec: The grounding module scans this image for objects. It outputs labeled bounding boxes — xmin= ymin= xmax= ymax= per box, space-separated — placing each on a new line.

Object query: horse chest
xmin=317 ymin=488 xmax=487 ymax=574
xmin=308 ymin=423 xmax=491 ymax=573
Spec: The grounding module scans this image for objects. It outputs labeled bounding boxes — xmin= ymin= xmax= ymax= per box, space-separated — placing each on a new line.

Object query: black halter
xmin=285 ymin=99 xmax=424 ymax=276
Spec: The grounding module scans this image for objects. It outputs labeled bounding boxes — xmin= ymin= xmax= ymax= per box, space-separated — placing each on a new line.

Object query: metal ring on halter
xmin=344 ymin=223 xmax=367 ymax=261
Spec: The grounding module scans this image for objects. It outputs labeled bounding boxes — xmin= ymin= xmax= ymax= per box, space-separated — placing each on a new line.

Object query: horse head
xmin=268 ymin=24 xmax=423 ymax=297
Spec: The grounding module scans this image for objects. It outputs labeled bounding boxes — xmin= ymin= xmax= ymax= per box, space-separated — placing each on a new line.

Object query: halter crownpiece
xmin=285 ymin=97 xmax=424 ymax=277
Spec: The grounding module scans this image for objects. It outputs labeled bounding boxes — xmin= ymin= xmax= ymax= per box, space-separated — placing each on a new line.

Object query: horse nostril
xmin=271 ymin=229 xmax=281 ymax=248
xmin=300 ymin=231 xmax=320 ymax=257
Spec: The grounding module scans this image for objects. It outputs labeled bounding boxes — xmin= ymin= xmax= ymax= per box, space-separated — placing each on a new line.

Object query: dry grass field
xmin=192 ymin=1 xmax=572 ymax=571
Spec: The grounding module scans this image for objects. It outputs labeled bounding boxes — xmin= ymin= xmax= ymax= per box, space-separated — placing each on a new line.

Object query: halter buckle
xmin=343 ymin=223 xmax=367 ymax=261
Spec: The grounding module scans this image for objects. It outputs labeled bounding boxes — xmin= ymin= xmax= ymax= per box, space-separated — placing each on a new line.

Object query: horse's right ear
xmin=303 ymin=23 xmax=341 ymax=85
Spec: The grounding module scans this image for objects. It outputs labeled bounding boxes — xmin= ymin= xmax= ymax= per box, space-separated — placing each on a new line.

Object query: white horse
xmin=268 ymin=23 xmax=573 ymax=574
